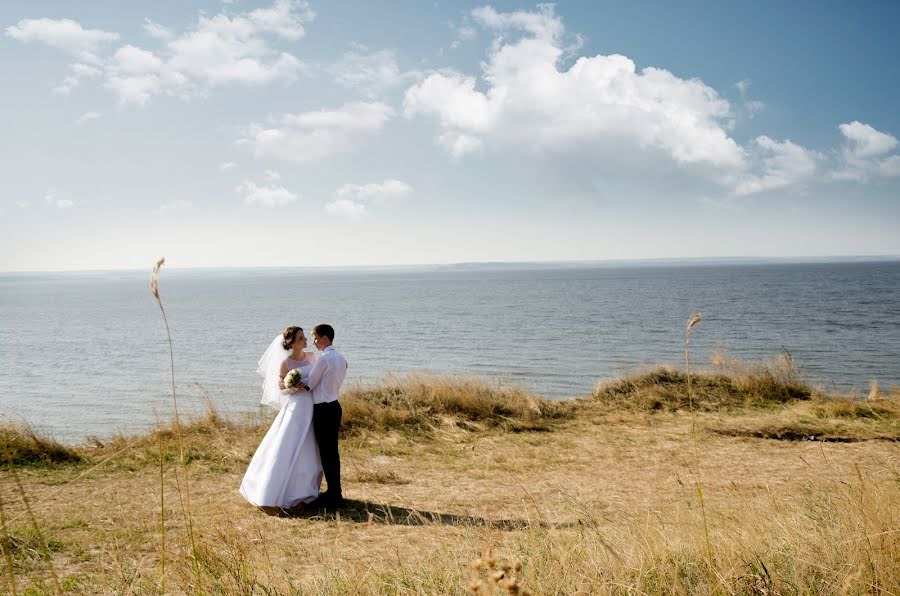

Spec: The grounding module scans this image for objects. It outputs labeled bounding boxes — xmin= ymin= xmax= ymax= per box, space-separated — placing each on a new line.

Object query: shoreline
xmin=5 ymin=363 xmax=899 ymax=463
xmin=2 ymin=361 xmax=898 ymax=450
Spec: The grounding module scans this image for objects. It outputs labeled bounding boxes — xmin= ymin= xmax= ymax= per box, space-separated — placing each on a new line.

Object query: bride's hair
xmin=282 ymin=326 xmax=303 ymax=350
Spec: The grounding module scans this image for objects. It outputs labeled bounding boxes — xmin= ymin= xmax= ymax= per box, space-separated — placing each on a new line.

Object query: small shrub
xmin=592 ymin=363 xmax=813 ymax=412
xmin=341 ymin=374 xmax=572 ymax=435
xmin=0 ymin=425 xmax=82 ymax=467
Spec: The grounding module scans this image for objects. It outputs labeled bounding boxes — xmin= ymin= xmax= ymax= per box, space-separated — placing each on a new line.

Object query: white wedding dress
xmin=239 ymin=355 xmax=323 ymax=508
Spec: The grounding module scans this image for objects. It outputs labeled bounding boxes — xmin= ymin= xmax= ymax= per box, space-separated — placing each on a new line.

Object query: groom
xmin=305 ymin=324 xmax=348 ymax=508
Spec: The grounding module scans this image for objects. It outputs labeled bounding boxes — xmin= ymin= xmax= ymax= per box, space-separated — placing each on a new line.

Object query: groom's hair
xmin=313 ymin=324 xmax=335 ymax=342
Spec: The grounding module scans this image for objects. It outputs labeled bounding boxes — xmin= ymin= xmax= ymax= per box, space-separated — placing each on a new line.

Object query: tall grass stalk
xmin=151 ymin=257 xmax=199 ymax=587
xmin=9 ymin=468 xmax=61 ymax=594
xmin=158 ymin=432 xmax=166 ymax=595
xmin=0 ymin=489 xmax=17 ymax=596
xmin=684 ymin=312 xmax=715 ymax=590
xmin=854 ymin=464 xmax=880 ymax=591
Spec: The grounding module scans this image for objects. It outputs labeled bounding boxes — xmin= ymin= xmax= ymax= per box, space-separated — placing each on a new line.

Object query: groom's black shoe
xmin=310 ymin=491 xmax=344 ymax=509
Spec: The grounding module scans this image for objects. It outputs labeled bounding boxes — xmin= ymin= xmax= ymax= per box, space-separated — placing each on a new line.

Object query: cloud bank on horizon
xmin=2 ymin=1 xmax=899 ymax=269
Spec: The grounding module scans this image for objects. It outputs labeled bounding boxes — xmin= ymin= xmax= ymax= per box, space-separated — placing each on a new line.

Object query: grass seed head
xmin=686 ymin=311 xmax=701 ymax=337
xmin=867 ymin=379 xmax=879 ymax=400
xmin=150 ymin=257 xmax=165 ymax=300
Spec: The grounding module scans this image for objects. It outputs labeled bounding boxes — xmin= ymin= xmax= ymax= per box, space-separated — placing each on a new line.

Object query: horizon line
xmin=2 ymin=254 xmax=899 ymax=275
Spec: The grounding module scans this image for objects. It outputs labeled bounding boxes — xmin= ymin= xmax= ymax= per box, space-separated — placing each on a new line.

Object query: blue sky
xmin=2 ymin=0 xmax=898 ymax=271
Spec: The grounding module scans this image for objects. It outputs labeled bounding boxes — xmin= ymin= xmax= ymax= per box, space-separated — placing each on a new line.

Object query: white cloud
xmin=328 ymin=48 xmax=417 ymax=96
xmin=76 ymin=111 xmax=101 ymax=124
xmin=52 ymin=76 xmax=79 ymax=95
xmin=246 ymin=0 xmax=314 ymax=40
xmin=72 ymin=62 xmax=102 ymax=76
xmin=44 ymin=189 xmax=75 ymax=208
xmin=880 ymin=155 xmax=900 ymax=178
xmin=438 ymin=131 xmax=483 ymax=159
xmin=326 ymin=179 xmax=412 ymax=217
xmin=336 ymin=179 xmax=412 ymax=203
xmin=733 ymin=136 xmax=820 ymax=196
xmin=111 ymin=44 xmax=165 ymax=73
xmin=238 ymin=101 xmax=393 ymax=163
xmin=15 ymin=201 xmax=31 ymax=208
xmin=324 ymin=198 xmax=366 ymax=218
xmin=263 ymin=169 xmax=281 ymax=181
xmin=839 ymin=121 xmax=898 ymax=158
xmin=471 ymin=5 xmax=564 ymax=41
xmin=446 ymin=22 xmax=477 ymax=52
xmin=4 ymin=18 xmax=119 ymax=63
xmin=219 ymin=161 xmax=238 ymax=171
xmin=52 ymin=62 xmax=102 ymax=94
xmin=744 ymin=100 xmax=765 ymax=117
xmin=237 ymin=180 xmax=299 ymax=206
xmin=735 ymin=81 xmax=765 ymax=118
xmin=103 ymin=44 xmax=189 ymax=106
xmin=165 ymin=4 xmax=310 ymax=87
xmin=458 ymin=25 xmax=476 ymax=41
xmin=833 ymin=121 xmax=900 ymax=182
xmin=156 ymin=200 xmax=193 ymax=214
xmin=404 ymin=5 xmax=745 ymax=174
xmin=8 ymin=1 xmax=314 ymax=105
xmin=407 ymin=5 xmax=900 ymax=197
xmin=142 ymin=19 xmax=173 ymax=41
xmin=405 ymin=72 xmax=495 ymax=136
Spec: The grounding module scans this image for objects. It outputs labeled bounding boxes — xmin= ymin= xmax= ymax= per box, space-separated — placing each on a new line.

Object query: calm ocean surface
xmin=2 ymin=261 xmax=899 ymax=443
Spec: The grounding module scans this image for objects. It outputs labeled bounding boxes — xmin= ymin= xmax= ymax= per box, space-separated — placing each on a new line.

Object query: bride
xmin=239 ymin=326 xmax=323 ymax=511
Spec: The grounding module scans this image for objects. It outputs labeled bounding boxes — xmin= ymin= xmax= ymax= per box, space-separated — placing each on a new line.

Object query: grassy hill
xmin=1 ymin=362 xmax=898 ymax=594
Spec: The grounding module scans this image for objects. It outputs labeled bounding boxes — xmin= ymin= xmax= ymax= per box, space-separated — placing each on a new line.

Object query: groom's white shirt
xmin=306 ymin=345 xmax=347 ymax=405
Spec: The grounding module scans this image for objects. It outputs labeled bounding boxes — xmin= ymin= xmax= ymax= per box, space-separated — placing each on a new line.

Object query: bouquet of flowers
xmin=283 ymin=368 xmax=306 ymax=391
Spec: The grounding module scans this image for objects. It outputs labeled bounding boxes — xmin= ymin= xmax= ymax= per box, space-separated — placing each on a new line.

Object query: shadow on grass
xmin=262 ymin=498 xmax=572 ymax=530
xmin=713 ymin=427 xmax=900 ymax=443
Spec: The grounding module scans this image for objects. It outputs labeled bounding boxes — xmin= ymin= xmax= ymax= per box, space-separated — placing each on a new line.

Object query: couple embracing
xmin=239 ymin=324 xmax=348 ymax=512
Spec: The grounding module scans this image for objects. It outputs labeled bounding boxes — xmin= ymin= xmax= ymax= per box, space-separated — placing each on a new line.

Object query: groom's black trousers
xmin=313 ymin=400 xmax=342 ymax=497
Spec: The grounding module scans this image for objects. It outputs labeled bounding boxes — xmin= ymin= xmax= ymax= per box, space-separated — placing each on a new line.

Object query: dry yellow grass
xmin=341 ymin=374 xmax=573 ymax=434
xmin=1 ymin=372 xmax=899 ymax=594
